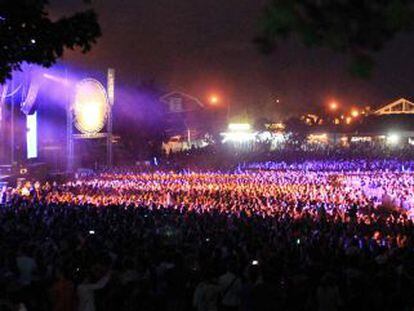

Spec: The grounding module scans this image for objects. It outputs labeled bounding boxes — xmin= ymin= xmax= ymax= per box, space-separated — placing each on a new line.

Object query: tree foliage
xmin=256 ymin=0 xmax=414 ymax=77
xmin=0 ymin=0 xmax=101 ymax=83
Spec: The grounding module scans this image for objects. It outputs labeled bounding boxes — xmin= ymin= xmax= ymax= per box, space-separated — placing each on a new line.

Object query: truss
xmin=375 ymin=98 xmax=414 ymax=115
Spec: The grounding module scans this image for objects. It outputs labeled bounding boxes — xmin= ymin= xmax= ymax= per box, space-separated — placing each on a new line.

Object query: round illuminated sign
xmin=73 ymin=79 xmax=109 ymax=135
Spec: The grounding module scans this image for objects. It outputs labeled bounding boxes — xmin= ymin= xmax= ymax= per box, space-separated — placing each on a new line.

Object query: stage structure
xmin=0 ymin=84 xmax=7 ymax=163
xmin=0 ymin=68 xmax=39 ymax=165
xmin=67 ymin=69 xmax=115 ymax=172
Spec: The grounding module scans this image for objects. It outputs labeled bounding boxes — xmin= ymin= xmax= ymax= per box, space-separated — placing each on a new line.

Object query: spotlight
xmin=387 ymin=133 xmax=400 ymax=145
xmin=228 ymin=123 xmax=251 ymax=131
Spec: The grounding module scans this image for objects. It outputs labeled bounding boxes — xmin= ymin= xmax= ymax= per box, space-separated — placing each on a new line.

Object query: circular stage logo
xmin=73 ymin=79 xmax=109 ymax=135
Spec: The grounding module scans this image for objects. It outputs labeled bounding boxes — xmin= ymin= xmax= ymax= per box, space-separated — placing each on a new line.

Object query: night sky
xmin=53 ymin=0 xmax=414 ymax=120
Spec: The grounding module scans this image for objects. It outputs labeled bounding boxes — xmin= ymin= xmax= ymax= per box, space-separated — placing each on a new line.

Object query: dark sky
xmin=53 ymin=0 xmax=414 ymax=120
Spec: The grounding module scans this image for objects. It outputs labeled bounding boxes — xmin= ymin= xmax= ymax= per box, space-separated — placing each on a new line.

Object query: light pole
xmin=225 ymin=99 xmax=230 ymax=121
xmin=10 ymin=78 xmax=15 ymax=165
xmin=183 ymin=120 xmax=191 ymax=147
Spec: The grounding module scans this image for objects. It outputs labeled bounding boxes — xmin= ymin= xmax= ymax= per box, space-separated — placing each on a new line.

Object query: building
xmin=351 ymin=98 xmax=414 ymax=144
xmin=302 ymin=98 xmax=414 ymax=147
xmin=160 ymin=91 xmax=218 ymax=148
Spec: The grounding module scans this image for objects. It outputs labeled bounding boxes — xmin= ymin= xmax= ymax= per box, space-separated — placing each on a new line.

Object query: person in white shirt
xmin=77 ymin=272 xmax=111 ymax=311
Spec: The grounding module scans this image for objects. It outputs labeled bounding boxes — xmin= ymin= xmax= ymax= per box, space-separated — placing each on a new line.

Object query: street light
xmin=208 ymin=93 xmax=231 ymax=120
xmin=329 ymin=101 xmax=338 ymax=111
xmin=209 ymin=95 xmax=219 ymax=105
xmin=351 ymin=109 xmax=359 ymax=117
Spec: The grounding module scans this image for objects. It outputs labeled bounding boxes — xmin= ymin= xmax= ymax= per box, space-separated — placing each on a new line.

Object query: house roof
xmin=160 ymin=91 xmax=204 ymax=108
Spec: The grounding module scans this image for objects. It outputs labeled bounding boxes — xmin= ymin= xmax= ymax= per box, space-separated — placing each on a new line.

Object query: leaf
xmin=0 ymin=0 xmax=101 ymax=83
xmin=257 ymin=0 xmax=414 ymax=79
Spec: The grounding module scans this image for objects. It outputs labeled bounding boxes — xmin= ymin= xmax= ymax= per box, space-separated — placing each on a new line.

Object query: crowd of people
xmin=243 ymin=159 xmax=414 ymax=172
xmin=1 ymin=160 xmax=414 ymax=310
xmin=160 ymin=142 xmax=414 ymax=170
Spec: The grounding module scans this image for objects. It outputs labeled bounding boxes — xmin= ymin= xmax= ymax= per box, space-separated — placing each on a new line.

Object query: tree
xmin=256 ymin=0 xmax=414 ymax=77
xmin=284 ymin=116 xmax=310 ymax=147
xmin=0 ymin=0 xmax=101 ymax=83
xmin=254 ymin=117 xmax=271 ymax=132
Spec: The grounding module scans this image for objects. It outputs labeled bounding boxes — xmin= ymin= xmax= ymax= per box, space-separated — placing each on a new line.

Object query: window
xmin=169 ymin=98 xmax=183 ymax=112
